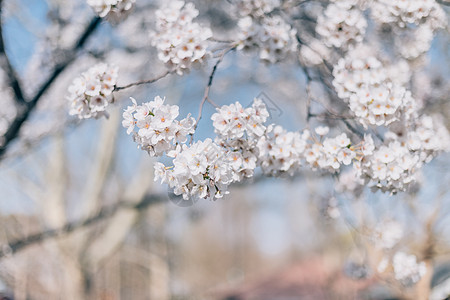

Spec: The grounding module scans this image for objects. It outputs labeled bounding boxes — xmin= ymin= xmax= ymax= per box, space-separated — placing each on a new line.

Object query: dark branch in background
xmin=0 ymin=16 xmax=102 ymax=159
xmin=0 ymin=193 xmax=166 ymax=259
xmin=0 ymin=170 xmax=309 ymax=260
xmin=436 ymin=0 xmax=450 ymax=6
xmin=0 ymin=0 xmax=26 ymax=105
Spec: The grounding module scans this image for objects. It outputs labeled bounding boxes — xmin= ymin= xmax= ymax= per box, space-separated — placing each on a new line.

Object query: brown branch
xmin=0 ymin=193 xmax=166 ymax=259
xmin=113 ymin=70 xmax=172 ymax=91
xmin=194 ymin=46 xmax=235 ymax=132
xmin=0 ymin=16 xmax=102 ymax=159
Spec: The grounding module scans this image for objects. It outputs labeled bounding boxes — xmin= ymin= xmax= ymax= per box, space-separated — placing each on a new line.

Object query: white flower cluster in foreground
xmin=332 ymin=47 xmax=416 ymax=127
xmin=356 ymin=137 xmax=422 ymax=193
xmin=393 ymin=252 xmax=427 ymax=287
xmin=303 ymin=132 xmax=356 ymax=172
xmin=237 ymin=15 xmax=297 ymax=64
xmin=235 ymin=0 xmax=280 ymax=18
xmin=122 ymin=96 xmax=196 ymax=156
xmin=155 ymin=139 xmax=233 ymax=200
xmin=121 ymin=92 xmax=450 ymax=199
xmin=67 ymin=63 xmax=118 ymax=119
xmin=212 ymin=99 xmax=269 ymax=181
xmin=257 ymin=125 xmax=306 ymax=176
xmin=150 ymin=1 xmax=212 ymax=75
xmin=87 ymin=0 xmax=135 ymax=18
xmin=315 ymin=2 xmax=367 ymax=49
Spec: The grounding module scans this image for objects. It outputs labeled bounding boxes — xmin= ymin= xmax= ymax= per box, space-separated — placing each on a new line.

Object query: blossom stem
xmin=114 ymin=70 xmax=173 ymax=91
xmin=191 ymin=46 xmax=236 ymax=143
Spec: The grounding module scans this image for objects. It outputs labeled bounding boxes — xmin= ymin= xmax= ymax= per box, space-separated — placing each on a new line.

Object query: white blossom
xmin=332 ymin=47 xmax=417 ymax=127
xmin=237 ymin=15 xmax=297 ymax=64
xmin=316 ymin=3 xmax=367 ymax=49
xmin=67 ymin=63 xmax=118 ymax=119
xmin=150 ymin=1 xmax=212 ymax=75
xmin=257 ymin=125 xmax=307 ymax=175
xmin=212 ymin=98 xmax=269 ymax=181
xmin=370 ymin=0 xmax=446 ymax=59
xmin=155 ymin=138 xmax=233 ymax=201
xmin=370 ymin=0 xmax=446 ymax=29
xmin=234 ymin=0 xmax=280 ymax=18
xmin=122 ymin=96 xmax=196 ymax=156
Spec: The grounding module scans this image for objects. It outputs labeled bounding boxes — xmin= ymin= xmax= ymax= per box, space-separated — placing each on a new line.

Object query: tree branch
xmin=113 ymin=70 xmax=172 ymax=91
xmin=194 ymin=46 xmax=235 ymax=132
xmin=0 ymin=193 xmax=165 ymax=259
xmin=0 ymin=16 xmax=102 ymax=159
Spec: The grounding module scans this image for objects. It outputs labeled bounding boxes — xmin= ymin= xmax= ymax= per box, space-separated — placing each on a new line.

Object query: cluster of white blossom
xmin=332 ymin=47 xmax=417 ymax=127
xmin=121 ymin=97 xmax=366 ymax=199
xmin=392 ymin=252 xmax=427 ymax=287
xmin=87 ymin=0 xmax=135 ymax=18
xmin=150 ymin=1 xmax=212 ymax=75
xmin=372 ymin=220 xmax=404 ymax=250
xmin=257 ymin=125 xmax=307 ymax=176
xmin=122 ymin=96 xmax=196 ymax=157
xmin=403 ymin=115 xmax=450 ymax=160
xmin=316 ymin=2 xmax=367 ymax=49
xmin=154 ymin=138 xmax=233 ymax=200
xmin=355 ymin=137 xmax=422 ymax=193
xmin=237 ymin=15 xmax=297 ymax=64
xmin=370 ymin=0 xmax=446 ymax=59
xmin=257 ymin=126 xmax=360 ymax=176
xmin=212 ymin=99 xmax=269 ymax=181
xmin=303 ymin=131 xmax=356 ymax=173
xmin=335 ymin=114 xmax=450 ymax=194
xmin=67 ymin=63 xmax=118 ymax=119
xmin=119 ymin=92 xmax=450 ymax=197
xmin=234 ymin=0 xmax=280 ymax=18
xmin=395 ymin=24 xmax=435 ymax=59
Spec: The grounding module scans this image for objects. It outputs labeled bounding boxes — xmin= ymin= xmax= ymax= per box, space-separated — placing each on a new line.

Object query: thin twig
xmin=309 ymin=113 xmax=352 ymax=120
xmin=114 ymin=70 xmax=172 ymax=91
xmin=193 ymin=46 xmax=235 ymax=133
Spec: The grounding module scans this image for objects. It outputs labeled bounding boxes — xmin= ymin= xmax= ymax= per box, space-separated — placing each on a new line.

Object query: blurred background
xmin=0 ymin=0 xmax=450 ymax=299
